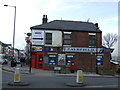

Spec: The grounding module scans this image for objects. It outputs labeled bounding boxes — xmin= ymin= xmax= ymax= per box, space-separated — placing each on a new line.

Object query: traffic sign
xmin=25 ymin=37 xmax=31 ymax=44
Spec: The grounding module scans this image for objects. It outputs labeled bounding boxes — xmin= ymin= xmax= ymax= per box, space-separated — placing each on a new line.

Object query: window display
xmin=49 ymin=54 xmax=56 ymax=65
xmin=66 ymin=55 xmax=74 ymax=65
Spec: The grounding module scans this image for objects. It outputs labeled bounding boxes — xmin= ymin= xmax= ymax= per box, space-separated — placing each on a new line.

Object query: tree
xmin=103 ymin=33 xmax=118 ymax=48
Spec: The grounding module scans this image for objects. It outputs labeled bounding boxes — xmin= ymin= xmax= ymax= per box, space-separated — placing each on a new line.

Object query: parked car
xmin=0 ymin=54 xmax=5 ymax=64
xmin=2 ymin=59 xmax=8 ymax=65
xmin=0 ymin=54 xmax=8 ymax=65
xmin=0 ymin=59 xmax=4 ymax=64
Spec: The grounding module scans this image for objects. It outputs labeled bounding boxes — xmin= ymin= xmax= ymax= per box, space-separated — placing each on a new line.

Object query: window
xmin=66 ymin=55 xmax=74 ymax=65
xmin=96 ymin=55 xmax=103 ymax=66
xmin=45 ymin=33 xmax=52 ymax=44
xmin=89 ymin=35 xmax=96 ymax=47
xmin=64 ymin=34 xmax=71 ymax=45
xmin=48 ymin=54 xmax=56 ymax=65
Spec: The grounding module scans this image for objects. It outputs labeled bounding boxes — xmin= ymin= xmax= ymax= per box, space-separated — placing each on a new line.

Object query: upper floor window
xmin=89 ymin=33 xmax=96 ymax=47
xmin=64 ymin=32 xmax=71 ymax=45
xmin=45 ymin=33 xmax=52 ymax=44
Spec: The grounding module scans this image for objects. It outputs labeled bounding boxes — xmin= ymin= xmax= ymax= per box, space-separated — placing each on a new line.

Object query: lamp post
xmin=4 ymin=4 xmax=16 ymax=60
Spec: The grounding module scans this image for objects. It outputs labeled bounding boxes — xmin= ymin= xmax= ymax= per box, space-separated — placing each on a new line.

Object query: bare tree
xmin=103 ymin=33 xmax=118 ymax=48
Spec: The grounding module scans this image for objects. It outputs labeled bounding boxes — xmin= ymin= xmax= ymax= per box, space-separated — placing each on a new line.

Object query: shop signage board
xmin=63 ymin=47 xmax=113 ymax=53
xmin=63 ymin=47 xmax=103 ymax=53
xmin=32 ymin=30 xmax=45 ymax=45
xmin=58 ymin=54 xmax=66 ymax=65
xmin=32 ymin=47 xmax=51 ymax=51
xmin=102 ymin=48 xmax=114 ymax=53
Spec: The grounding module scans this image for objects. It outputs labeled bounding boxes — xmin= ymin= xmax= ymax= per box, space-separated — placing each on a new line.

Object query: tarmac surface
xmin=1 ymin=63 xmax=120 ymax=87
xmin=1 ymin=63 xmax=120 ymax=77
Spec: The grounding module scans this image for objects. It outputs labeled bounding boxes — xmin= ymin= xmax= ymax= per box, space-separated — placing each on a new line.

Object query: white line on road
xmin=0 ymin=82 xmax=8 ymax=84
xmin=85 ymin=85 xmax=119 ymax=88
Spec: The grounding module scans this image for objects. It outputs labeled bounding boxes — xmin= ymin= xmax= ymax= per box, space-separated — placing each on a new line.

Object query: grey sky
xmin=0 ymin=0 xmax=118 ymax=50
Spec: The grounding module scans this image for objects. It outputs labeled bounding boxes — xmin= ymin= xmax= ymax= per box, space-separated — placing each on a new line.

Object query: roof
xmin=30 ymin=20 xmax=102 ymax=32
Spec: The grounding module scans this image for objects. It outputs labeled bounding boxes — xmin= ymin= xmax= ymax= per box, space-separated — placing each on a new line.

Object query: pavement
xmin=1 ymin=63 xmax=120 ymax=78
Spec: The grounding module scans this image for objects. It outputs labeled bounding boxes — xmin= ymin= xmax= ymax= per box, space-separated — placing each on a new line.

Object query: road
xmin=1 ymin=69 xmax=120 ymax=88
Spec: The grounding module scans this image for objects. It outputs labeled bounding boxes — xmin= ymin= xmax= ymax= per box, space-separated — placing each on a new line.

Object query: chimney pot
xmin=42 ymin=15 xmax=48 ymax=24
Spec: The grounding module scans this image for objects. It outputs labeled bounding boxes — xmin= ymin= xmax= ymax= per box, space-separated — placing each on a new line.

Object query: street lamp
xmin=4 ymin=4 xmax=16 ymax=60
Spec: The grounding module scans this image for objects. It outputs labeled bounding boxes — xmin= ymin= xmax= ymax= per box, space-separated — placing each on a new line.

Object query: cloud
xmin=98 ymin=17 xmax=118 ymax=34
xmin=99 ymin=17 xmax=118 ymax=24
xmin=41 ymin=0 xmax=59 ymax=14
xmin=0 ymin=0 xmax=118 ymax=50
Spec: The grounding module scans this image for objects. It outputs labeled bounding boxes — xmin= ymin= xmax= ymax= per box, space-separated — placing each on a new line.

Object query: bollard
xmin=14 ymin=68 xmax=20 ymax=83
xmin=76 ymin=70 xmax=83 ymax=84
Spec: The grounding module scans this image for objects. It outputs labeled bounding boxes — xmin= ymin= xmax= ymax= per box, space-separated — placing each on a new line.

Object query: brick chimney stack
xmin=42 ymin=15 xmax=48 ymax=24
xmin=95 ymin=23 xmax=98 ymax=27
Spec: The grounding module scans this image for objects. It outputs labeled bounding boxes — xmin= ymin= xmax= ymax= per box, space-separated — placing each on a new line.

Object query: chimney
xmin=95 ymin=23 xmax=98 ymax=27
xmin=95 ymin=23 xmax=99 ymax=30
xmin=42 ymin=15 xmax=48 ymax=24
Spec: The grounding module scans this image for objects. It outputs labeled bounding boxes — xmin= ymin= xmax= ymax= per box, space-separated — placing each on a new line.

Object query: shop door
xmin=37 ymin=53 xmax=44 ymax=69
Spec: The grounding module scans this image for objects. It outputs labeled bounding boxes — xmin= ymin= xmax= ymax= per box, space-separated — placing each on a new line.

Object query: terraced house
xmin=30 ymin=15 xmax=112 ymax=73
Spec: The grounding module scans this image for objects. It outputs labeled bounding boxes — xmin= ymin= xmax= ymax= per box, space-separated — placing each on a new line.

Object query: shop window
xmin=96 ymin=55 xmax=103 ymax=66
xmin=64 ymin=34 xmax=71 ymax=45
xmin=89 ymin=35 xmax=96 ymax=47
xmin=48 ymin=54 xmax=56 ymax=65
xmin=45 ymin=33 xmax=52 ymax=44
xmin=66 ymin=55 xmax=74 ymax=65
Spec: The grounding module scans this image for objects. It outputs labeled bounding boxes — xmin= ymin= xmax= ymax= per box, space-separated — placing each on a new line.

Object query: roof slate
xmin=30 ymin=20 xmax=102 ymax=32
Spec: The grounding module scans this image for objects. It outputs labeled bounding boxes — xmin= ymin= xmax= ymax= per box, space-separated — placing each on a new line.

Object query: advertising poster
xmin=32 ymin=30 xmax=45 ymax=45
xmin=58 ymin=54 xmax=66 ymax=65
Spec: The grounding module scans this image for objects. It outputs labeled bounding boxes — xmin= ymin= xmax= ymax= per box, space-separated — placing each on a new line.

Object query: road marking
xmin=1 ymin=69 xmax=13 ymax=74
xmin=0 ymin=82 xmax=8 ymax=84
xmin=85 ymin=85 xmax=119 ymax=88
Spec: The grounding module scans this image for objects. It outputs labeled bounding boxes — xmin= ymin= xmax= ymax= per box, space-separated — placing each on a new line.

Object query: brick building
xmin=30 ymin=15 xmax=111 ymax=72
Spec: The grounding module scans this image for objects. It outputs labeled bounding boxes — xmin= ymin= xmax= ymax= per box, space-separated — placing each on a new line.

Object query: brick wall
xmin=71 ymin=31 xmax=102 ymax=47
xmin=74 ymin=52 xmax=111 ymax=72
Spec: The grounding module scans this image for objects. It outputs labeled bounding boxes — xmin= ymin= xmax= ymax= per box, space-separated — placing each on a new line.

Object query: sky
xmin=0 ymin=0 xmax=118 ymax=50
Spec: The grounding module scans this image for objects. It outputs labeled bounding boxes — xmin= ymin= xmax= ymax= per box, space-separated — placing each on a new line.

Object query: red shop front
xmin=31 ymin=52 xmax=44 ymax=69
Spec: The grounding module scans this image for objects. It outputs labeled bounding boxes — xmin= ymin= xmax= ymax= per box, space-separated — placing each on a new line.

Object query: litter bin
xmin=11 ymin=60 xmax=16 ymax=67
